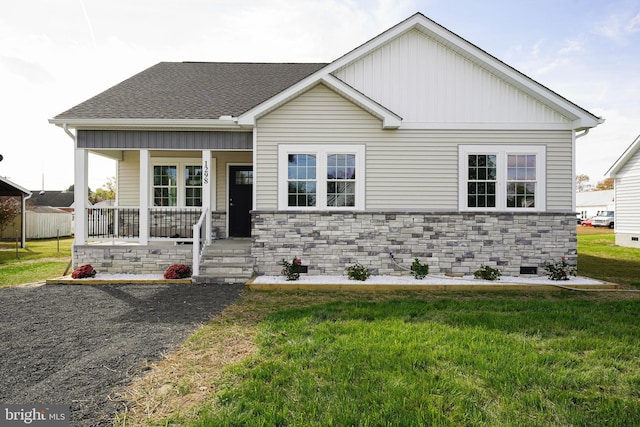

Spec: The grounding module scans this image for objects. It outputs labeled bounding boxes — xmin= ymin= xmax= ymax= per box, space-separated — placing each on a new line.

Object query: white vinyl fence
xmin=25 ymin=211 xmax=72 ymax=239
xmin=1 ymin=210 xmax=72 ymax=240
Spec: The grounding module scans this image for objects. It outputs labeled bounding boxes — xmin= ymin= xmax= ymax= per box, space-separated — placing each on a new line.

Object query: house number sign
xmin=203 ymin=160 xmax=209 ymax=185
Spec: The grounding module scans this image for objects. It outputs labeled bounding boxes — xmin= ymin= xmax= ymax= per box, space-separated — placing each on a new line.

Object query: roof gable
xmin=607 ymin=134 xmax=640 ymax=177
xmin=240 ymin=13 xmax=603 ymax=131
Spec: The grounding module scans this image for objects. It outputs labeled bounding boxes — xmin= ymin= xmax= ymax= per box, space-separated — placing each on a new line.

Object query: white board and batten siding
xmin=256 ymin=84 xmax=574 ymax=212
xmin=614 ymin=150 xmax=640 ymax=247
xmin=332 ymin=29 xmax=573 ymax=130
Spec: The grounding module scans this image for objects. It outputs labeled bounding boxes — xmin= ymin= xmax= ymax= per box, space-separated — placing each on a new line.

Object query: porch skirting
xmin=74 ymin=244 xmax=193 ymax=275
xmin=252 ymin=211 xmax=577 ymax=277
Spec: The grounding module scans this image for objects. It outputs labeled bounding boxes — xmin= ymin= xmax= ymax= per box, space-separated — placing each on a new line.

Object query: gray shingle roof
xmin=55 ymin=62 xmax=328 ymax=120
xmin=27 ymin=191 xmax=74 ymax=208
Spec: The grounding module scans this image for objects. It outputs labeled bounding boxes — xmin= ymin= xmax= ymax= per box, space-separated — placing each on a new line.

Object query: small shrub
xmin=542 ymin=258 xmax=576 ymax=281
xmin=474 ymin=264 xmax=502 ymax=281
xmin=164 ymin=264 xmax=192 ymax=279
xmin=279 ymin=257 xmax=303 ymax=281
xmin=71 ymin=264 xmax=97 ymax=279
xmin=410 ymin=258 xmax=429 ymax=279
xmin=345 ymin=263 xmax=370 ymax=281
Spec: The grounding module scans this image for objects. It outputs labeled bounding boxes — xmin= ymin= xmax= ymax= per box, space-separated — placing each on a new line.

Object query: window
xmin=467 ymin=154 xmax=497 ymax=208
xmin=459 ymin=145 xmax=545 ymax=211
xmin=279 ymin=145 xmax=365 ymax=210
xmin=327 ymin=154 xmax=356 ymax=207
xmin=235 ymin=170 xmax=253 ymax=185
xmin=287 ymin=154 xmax=316 ymax=207
xmin=153 ymin=165 xmax=177 ymax=206
xmin=152 ymin=161 xmax=203 ymax=207
xmin=185 ymin=165 xmax=203 ymax=207
xmin=507 ymin=154 xmax=536 ymax=208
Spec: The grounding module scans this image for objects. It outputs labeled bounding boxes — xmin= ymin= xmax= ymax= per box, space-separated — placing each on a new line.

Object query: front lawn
xmin=0 ymin=238 xmax=72 ymax=286
xmin=114 ymin=227 xmax=640 ymax=426
xmin=119 ymin=290 xmax=640 ymax=426
xmin=577 ymin=226 xmax=640 ymax=287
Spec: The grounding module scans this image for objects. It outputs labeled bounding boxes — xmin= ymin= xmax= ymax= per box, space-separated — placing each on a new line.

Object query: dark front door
xmin=228 ymin=165 xmax=253 ymax=237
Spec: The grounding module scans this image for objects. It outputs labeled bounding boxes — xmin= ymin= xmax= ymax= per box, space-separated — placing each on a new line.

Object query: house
xmin=49 ymin=13 xmax=603 ymax=280
xmin=0 ymin=176 xmax=31 ymax=247
xmin=28 ymin=190 xmax=75 ymax=213
xmin=606 ymin=134 xmax=640 ymax=248
xmin=576 ymin=190 xmax=614 ymax=220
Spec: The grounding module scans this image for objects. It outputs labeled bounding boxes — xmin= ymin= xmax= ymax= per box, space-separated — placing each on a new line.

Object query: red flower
xmin=294 ymin=258 xmax=302 ymax=264
xmin=71 ymin=264 xmax=97 ymax=279
xmin=164 ymin=264 xmax=192 ymax=279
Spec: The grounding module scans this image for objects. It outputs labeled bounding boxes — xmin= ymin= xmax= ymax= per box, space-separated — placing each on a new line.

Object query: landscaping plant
xmin=279 ymin=257 xmax=303 ymax=281
xmin=474 ymin=264 xmax=502 ymax=281
xmin=71 ymin=264 xmax=97 ymax=279
xmin=164 ymin=264 xmax=192 ymax=279
xmin=410 ymin=258 xmax=429 ymax=279
xmin=542 ymin=257 xmax=576 ymax=281
xmin=345 ymin=263 xmax=370 ymax=281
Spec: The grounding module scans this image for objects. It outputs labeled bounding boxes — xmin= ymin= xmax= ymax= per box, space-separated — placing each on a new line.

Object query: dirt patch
xmin=0 ymin=283 xmax=243 ymax=426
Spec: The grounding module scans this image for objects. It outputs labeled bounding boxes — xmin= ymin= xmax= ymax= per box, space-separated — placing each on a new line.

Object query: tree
xmin=90 ymin=177 xmax=116 ymax=204
xmin=576 ymin=174 xmax=590 ymax=192
xmin=0 ymin=196 xmax=21 ymax=236
xmin=595 ymin=178 xmax=614 ymax=191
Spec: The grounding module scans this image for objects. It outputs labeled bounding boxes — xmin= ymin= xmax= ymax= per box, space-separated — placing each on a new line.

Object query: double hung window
xmin=279 ymin=145 xmax=364 ymax=210
xmin=459 ymin=145 xmax=545 ymax=211
xmin=152 ymin=161 xmax=203 ymax=207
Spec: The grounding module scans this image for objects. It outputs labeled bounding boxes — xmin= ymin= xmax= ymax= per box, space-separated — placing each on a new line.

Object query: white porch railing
xmin=192 ymin=207 xmax=209 ymax=276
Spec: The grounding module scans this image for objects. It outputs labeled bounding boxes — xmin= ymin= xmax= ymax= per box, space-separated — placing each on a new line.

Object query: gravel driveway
xmin=0 ymin=283 xmax=243 ymax=426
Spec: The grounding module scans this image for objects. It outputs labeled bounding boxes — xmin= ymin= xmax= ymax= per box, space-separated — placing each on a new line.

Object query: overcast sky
xmin=1 ymin=0 xmax=638 ymax=191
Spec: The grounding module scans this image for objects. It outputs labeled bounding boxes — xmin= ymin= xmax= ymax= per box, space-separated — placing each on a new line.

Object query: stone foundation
xmin=252 ymin=211 xmax=577 ymax=277
xmin=73 ymin=244 xmax=193 ymax=274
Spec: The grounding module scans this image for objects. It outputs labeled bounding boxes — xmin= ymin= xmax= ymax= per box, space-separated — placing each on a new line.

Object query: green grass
xmin=0 ymin=238 xmax=72 ymax=286
xmin=155 ymin=292 xmax=640 ymax=427
xmin=115 ymin=226 xmax=640 ymax=426
xmin=577 ymin=227 xmax=640 ymax=287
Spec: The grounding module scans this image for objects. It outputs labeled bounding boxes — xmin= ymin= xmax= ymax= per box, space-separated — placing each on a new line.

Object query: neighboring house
xmin=0 ymin=176 xmax=31 ymax=247
xmin=28 ymin=190 xmax=75 ymax=213
xmin=576 ymin=190 xmax=614 ymax=220
xmin=49 ymin=13 xmax=603 ymax=279
xmin=606 ymin=134 xmax=640 ymax=248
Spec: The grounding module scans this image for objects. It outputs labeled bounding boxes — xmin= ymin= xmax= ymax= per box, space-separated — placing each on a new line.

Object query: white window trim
xmin=150 ymin=157 xmax=204 ymax=207
xmin=458 ymin=145 xmax=546 ymax=212
xmin=278 ymin=144 xmax=365 ymax=210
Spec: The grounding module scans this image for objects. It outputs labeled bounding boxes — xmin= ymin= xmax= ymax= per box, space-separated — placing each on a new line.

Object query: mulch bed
xmin=0 ymin=283 xmax=244 ymax=426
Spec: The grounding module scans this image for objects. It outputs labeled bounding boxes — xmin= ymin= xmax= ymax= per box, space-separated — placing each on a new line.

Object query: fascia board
xmin=606 ymin=134 xmax=640 ymax=177
xmin=49 ymin=118 xmax=242 ymax=131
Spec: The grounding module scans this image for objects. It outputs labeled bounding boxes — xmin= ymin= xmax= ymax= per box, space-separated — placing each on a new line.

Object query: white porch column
xmin=202 ymin=150 xmax=212 ymax=244
xmin=139 ymin=149 xmax=149 ymax=245
xmin=74 ymin=148 xmax=88 ymax=245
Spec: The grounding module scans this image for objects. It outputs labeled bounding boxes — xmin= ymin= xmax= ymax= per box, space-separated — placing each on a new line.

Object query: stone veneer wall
xmin=252 ymin=211 xmax=577 ymax=277
xmin=73 ymin=245 xmax=193 ymax=274
xmin=211 ymin=211 xmax=227 ymax=239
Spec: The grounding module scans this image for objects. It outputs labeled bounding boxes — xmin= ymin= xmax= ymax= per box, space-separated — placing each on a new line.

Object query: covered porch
xmin=71 ymin=129 xmax=254 ymax=277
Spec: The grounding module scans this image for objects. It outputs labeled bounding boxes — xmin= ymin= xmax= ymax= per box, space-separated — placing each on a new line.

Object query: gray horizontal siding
xmin=78 ymin=130 xmax=252 ymax=150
